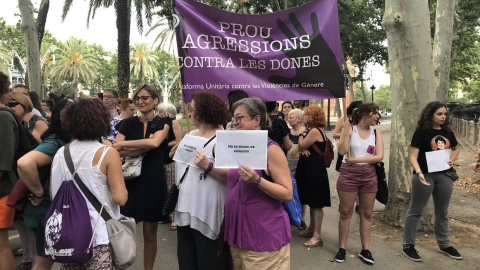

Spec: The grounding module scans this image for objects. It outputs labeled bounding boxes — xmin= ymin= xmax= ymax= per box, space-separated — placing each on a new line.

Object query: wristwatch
xmin=415 ymin=170 xmax=422 ymax=174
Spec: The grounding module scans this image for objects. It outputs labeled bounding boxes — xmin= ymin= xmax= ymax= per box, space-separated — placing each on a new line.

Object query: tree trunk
xmin=37 ymin=0 xmax=50 ymax=96
xmin=335 ymin=98 xmax=342 ymax=118
xmin=341 ymin=56 xmax=354 ymax=99
xmin=116 ymin=0 xmax=131 ymax=98
xmin=433 ymin=0 xmax=457 ymax=103
xmin=359 ymin=73 xmax=366 ymax=101
xmin=73 ymin=73 xmax=78 ymax=100
xmin=382 ymin=0 xmax=436 ymax=231
xmin=37 ymin=0 xmax=49 ymax=48
xmin=18 ymin=0 xmax=42 ymax=98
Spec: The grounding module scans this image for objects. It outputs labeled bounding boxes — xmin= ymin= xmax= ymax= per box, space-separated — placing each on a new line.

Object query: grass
xmin=178 ymin=118 xmax=188 ymax=127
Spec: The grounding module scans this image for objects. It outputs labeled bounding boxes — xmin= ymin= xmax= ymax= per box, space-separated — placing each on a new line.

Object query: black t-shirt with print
xmin=410 ymin=128 xmax=458 ymax=173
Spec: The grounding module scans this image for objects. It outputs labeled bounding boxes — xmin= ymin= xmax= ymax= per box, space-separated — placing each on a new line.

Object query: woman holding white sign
xmin=402 ymin=101 xmax=461 ymax=262
xmin=225 ymin=97 xmax=292 ymax=270
xmin=172 ymin=91 xmax=231 ymax=270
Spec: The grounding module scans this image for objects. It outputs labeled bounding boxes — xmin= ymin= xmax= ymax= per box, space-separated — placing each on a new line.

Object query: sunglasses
xmin=7 ymin=101 xmax=21 ymax=108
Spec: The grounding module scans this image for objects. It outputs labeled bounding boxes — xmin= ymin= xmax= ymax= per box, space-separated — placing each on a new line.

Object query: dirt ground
xmin=371 ymin=145 xmax=480 ymax=249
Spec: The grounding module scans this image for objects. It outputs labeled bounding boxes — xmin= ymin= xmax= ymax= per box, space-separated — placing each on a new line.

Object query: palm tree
xmin=146 ymin=16 xmax=177 ymax=55
xmin=62 ymin=0 xmax=158 ymax=98
xmin=130 ymin=43 xmax=159 ymax=84
xmin=40 ymin=42 xmax=55 ymax=91
xmin=0 ymin=42 xmax=12 ymax=75
xmin=50 ymin=38 xmax=100 ymax=99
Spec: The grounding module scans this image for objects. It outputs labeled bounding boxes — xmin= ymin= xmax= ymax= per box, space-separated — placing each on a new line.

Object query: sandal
xmin=170 ymin=222 xmax=177 ymax=231
xmin=12 ymin=248 xmax=23 ymax=257
xmin=16 ymin=261 xmax=32 ymax=270
xmin=303 ymin=236 xmax=323 ymax=248
xmin=298 ymin=220 xmax=307 ymax=230
xmin=298 ymin=230 xmax=313 ymax=237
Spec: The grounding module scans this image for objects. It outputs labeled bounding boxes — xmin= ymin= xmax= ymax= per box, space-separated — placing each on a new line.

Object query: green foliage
xmin=50 ymin=38 xmax=101 ymax=97
xmin=373 ymin=85 xmax=391 ymax=111
xmin=466 ymin=80 xmax=480 ymax=101
xmin=130 ymin=43 xmax=160 ymax=84
xmin=338 ymin=0 xmax=387 ymax=82
xmin=0 ymin=19 xmax=25 ymax=72
xmin=0 ymin=41 xmax=11 ymax=74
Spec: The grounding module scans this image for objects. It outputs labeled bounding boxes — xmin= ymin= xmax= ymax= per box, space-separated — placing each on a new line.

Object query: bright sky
xmin=0 ymin=1 xmax=390 ymax=88
xmin=0 ymin=1 xmax=160 ymax=52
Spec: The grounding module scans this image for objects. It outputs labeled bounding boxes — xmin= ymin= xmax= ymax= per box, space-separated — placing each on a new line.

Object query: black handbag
xmin=440 ymin=167 xmax=459 ymax=181
xmin=373 ymin=129 xmax=388 ymax=205
xmin=162 ymin=167 xmax=189 ymax=217
xmin=375 ymin=162 xmax=388 ymax=205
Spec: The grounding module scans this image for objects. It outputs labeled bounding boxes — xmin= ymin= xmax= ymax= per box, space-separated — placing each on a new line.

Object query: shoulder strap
xmin=374 ymin=129 xmax=377 ymax=143
xmin=204 ymin=135 xmax=216 ymax=147
xmin=310 ymin=128 xmax=326 ymax=156
xmin=64 ymin=144 xmax=112 ymax=221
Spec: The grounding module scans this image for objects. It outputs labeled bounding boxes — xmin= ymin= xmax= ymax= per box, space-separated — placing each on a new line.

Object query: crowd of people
xmin=0 ymin=70 xmax=464 ymax=270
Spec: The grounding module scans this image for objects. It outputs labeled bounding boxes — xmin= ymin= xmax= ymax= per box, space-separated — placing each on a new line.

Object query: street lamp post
xmin=156 ymin=62 xmax=180 ymax=104
xmin=370 ymin=85 xmax=376 ymax=102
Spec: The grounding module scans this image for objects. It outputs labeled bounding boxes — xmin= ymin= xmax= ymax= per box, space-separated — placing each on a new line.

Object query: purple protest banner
xmin=173 ymin=0 xmax=345 ymax=102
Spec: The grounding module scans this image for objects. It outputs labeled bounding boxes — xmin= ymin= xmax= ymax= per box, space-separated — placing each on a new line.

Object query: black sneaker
xmin=402 ymin=244 xmax=422 ymax=262
xmin=439 ymin=246 xmax=462 ymax=260
xmin=334 ymin=248 xmax=346 ymax=263
xmin=359 ymin=249 xmax=375 ymax=264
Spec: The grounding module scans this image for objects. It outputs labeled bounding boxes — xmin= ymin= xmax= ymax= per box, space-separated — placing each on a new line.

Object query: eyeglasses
xmin=103 ymin=95 xmax=117 ymax=100
xmin=7 ymin=101 xmax=21 ymax=108
xmin=232 ymin=115 xmax=254 ymax=123
xmin=133 ymin=96 xmax=152 ymax=102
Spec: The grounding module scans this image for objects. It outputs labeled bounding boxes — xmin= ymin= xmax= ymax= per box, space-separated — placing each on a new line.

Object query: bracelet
xmin=415 ymin=170 xmax=422 ymax=174
xmin=199 ymin=162 xmax=214 ymax=180
xmin=254 ymin=175 xmax=262 ymax=187
xmin=33 ymin=193 xmax=44 ymax=199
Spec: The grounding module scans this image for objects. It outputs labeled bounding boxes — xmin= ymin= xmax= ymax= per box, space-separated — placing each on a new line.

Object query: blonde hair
xmin=6 ymin=92 xmax=33 ymax=113
xmin=288 ymin=108 xmax=303 ymax=119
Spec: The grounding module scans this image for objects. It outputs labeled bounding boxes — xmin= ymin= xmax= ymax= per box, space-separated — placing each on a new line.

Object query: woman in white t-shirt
xmin=335 ymin=102 xmax=383 ymax=265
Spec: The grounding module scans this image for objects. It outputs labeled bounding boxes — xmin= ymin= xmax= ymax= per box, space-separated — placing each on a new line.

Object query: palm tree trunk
xmin=73 ymin=73 xmax=78 ymax=100
xmin=116 ymin=0 xmax=131 ymax=98
xmin=37 ymin=0 xmax=50 ymax=48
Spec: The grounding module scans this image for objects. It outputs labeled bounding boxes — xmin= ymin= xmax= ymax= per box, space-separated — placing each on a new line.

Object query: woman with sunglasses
xmin=5 ymin=92 xmax=48 ymax=144
xmin=225 ymin=97 xmax=292 ymax=269
xmin=113 ymin=85 xmax=170 ymax=270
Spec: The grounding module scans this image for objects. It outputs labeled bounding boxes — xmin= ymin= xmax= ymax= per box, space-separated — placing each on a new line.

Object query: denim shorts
xmin=337 ymin=163 xmax=377 ymax=193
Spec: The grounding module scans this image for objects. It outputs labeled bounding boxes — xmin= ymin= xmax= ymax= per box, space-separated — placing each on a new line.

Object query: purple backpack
xmin=44 ymin=146 xmax=94 ymax=263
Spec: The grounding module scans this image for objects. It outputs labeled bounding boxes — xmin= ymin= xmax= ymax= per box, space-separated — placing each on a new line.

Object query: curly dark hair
xmin=192 ymin=91 xmax=229 ymax=126
xmin=416 ymin=101 xmax=451 ymax=132
xmin=61 ymin=98 xmax=111 ymax=140
xmin=0 ymin=71 xmax=10 ymax=98
xmin=351 ymin=102 xmax=379 ymax=125
xmin=304 ymin=105 xmax=326 ymax=128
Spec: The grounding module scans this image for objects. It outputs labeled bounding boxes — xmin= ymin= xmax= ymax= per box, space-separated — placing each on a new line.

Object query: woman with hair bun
xmin=335 ymin=102 xmax=383 ymax=265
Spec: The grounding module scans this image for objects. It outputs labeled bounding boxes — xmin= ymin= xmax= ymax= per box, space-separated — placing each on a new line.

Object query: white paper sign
xmin=425 ymin=149 xmax=451 ymax=173
xmin=172 ymin=135 xmax=208 ymax=167
xmin=215 ymin=130 xmax=268 ymax=169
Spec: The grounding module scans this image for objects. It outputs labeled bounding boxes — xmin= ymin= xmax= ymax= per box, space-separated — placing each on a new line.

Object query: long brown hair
xmin=416 ymin=101 xmax=451 ymax=132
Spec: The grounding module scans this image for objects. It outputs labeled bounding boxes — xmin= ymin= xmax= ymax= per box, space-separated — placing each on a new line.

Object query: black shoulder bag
xmin=162 ymin=135 xmax=216 ymax=216
xmin=374 ymin=129 xmax=388 ymax=205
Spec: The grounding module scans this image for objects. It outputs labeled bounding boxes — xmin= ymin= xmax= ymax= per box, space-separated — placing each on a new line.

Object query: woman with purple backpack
xmin=50 ymin=98 xmax=127 ymax=269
